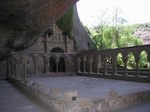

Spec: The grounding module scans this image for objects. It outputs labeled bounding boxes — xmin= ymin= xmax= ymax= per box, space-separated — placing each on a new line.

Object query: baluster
xmin=96 ymin=56 xmax=101 ymax=74
xmin=113 ymin=55 xmax=117 ymax=76
xmin=135 ymin=55 xmax=140 ymax=78
xmin=104 ymin=56 xmax=107 ymax=75
xmin=122 ymin=55 xmax=128 ymax=77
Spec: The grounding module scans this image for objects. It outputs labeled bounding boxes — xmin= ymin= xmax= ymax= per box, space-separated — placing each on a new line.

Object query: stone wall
xmin=0 ymin=60 xmax=7 ymax=78
xmin=21 ymin=24 xmax=75 ymax=53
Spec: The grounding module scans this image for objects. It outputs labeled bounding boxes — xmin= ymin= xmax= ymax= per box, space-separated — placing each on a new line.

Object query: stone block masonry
xmin=7 ymin=76 xmax=150 ymax=112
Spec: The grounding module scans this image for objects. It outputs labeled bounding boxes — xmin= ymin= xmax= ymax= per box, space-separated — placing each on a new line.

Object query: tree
xmin=87 ymin=7 xmax=145 ymax=69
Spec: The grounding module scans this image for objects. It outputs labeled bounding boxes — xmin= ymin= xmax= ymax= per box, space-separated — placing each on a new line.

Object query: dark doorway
xmin=58 ymin=57 xmax=66 ymax=72
xmin=50 ymin=57 xmax=56 ymax=72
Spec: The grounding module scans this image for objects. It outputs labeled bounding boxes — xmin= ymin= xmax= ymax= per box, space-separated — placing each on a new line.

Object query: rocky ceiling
xmin=0 ymin=0 xmax=78 ymax=60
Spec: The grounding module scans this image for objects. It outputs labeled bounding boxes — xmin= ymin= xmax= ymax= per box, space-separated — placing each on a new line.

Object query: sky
xmin=77 ymin=0 xmax=150 ymax=27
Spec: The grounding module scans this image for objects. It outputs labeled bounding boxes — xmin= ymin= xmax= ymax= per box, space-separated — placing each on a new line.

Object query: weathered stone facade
xmin=22 ymin=24 xmax=75 ymax=53
xmin=10 ymin=24 xmax=76 ymax=76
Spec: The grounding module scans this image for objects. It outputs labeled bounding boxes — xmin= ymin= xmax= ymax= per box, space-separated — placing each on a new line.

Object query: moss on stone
xmin=56 ymin=7 xmax=73 ymax=36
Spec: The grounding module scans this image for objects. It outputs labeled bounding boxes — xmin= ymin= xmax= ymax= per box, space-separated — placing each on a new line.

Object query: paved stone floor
xmin=1 ymin=76 xmax=150 ymax=112
xmin=112 ymin=102 xmax=150 ymax=112
xmin=28 ymin=76 xmax=150 ymax=99
xmin=0 ymin=78 xmax=50 ymax=112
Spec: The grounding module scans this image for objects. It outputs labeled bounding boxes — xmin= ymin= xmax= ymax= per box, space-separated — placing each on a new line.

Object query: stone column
xmin=56 ymin=59 xmax=59 ymax=73
xmin=122 ymin=55 xmax=128 ymax=77
xmin=15 ymin=64 xmax=19 ymax=78
xmin=96 ymin=56 xmax=100 ymax=74
xmin=147 ymin=53 xmax=150 ymax=79
xmin=6 ymin=59 xmax=10 ymax=77
xmin=104 ymin=56 xmax=108 ymax=75
xmin=34 ymin=60 xmax=37 ymax=76
xmin=45 ymin=61 xmax=49 ymax=73
xmin=83 ymin=58 xmax=86 ymax=73
xmin=22 ymin=64 xmax=25 ymax=80
xmin=77 ymin=58 xmax=81 ymax=73
xmin=65 ymin=58 xmax=67 ymax=72
xmin=112 ymin=55 xmax=117 ymax=76
xmin=135 ymin=55 xmax=140 ymax=78
xmin=89 ymin=57 xmax=93 ymax=74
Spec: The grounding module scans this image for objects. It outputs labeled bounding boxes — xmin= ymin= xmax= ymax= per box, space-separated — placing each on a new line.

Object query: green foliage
xmin=84 ymin=8 xmax=149 ymax=69
xmin=139 ymin=51 xmax=150 ymax=69
xmin=56 ymin=7 xmax=74 ymax=36
xmin=87 ymin=23 xmax=148 ymax=69
xmin=127 ymin=53 xmax=136 ymax=69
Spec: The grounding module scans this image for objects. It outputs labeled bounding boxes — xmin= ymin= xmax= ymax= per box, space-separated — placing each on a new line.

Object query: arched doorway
xmin=51 ymin=47 xmax=64 ymax=53
xmin=49 ymin=57 xmax=56 ymax=72
xmin=58 ymin=57 xmax=66 ymax=72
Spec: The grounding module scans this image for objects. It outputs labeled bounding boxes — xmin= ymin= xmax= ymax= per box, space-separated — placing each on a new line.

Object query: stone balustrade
xmin=76 ymin=45 xmax=150 ymax=82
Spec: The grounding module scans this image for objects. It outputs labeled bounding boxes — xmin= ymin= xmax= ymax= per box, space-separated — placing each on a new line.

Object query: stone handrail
xmin=76 ymin=45 xmax=150 ymax=82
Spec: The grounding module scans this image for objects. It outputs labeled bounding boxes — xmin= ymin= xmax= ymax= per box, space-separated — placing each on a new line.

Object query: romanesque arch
xmin=36 ymin=55 xmax=46 ymax=74
xmin=50 ymin=47 xmax=64 ymax=53
xmin=25 ymin=55 xmax=36 ymax=75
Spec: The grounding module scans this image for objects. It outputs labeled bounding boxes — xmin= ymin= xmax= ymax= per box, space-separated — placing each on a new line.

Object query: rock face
xmin=71 ymin=6 xmax=96 ymax=51
xmin=57 ymin=6 xmax=96 ymax=52
xmin=0 ymin=0 xmax=78 ymax=60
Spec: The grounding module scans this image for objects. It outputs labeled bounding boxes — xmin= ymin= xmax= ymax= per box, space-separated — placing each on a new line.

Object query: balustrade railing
xmin=76 ymin=45 xmax=150 ymax=82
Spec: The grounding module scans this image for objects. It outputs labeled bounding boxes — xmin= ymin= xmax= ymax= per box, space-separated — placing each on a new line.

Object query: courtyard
xmin=28 ymin=76 xmax=150 ymax=100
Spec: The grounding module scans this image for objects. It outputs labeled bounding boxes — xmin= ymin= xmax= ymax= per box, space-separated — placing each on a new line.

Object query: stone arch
xmin=117 ymin=53 xmax=124 ymax=68
xmin=36 ymin=54 xmax=47 ymax=74
xmin=116 ymin=53 xmax=124 ymax=75
xmin=50 ymin=47 xmax=64 ymax=53
xmin=58 ymin=54 xmax=67 ymax=61
xmin=139 ymin=51 xmax=149 ymax=69
xmin=127 ymin=52 xmax=136 ymax=69
xmin=126 ymin=52 xmax=136 ymax=76
xmin=26 ymin=54 xmax=36 ymax=74
xmin=10 ymin=56 xmax=18 ymax=77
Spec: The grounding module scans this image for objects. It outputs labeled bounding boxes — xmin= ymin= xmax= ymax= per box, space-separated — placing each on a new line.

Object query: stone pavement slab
xmin=0 ymin=79 xmax=50 ymax=112
xmin=112 ymin=102 xmax=150 ymax=112
xmin=28 ymin=76 xmax=150 ymax=99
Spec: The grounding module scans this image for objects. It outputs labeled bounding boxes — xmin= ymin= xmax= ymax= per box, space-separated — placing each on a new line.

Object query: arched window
xmin=51 ymin=47 xmax=64 ymax=53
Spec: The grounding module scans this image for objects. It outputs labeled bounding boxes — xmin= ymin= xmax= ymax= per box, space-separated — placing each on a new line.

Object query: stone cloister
xmin=8 ymin=45 xmax=150 ymax=83
xmin=76 ymin=45 xmax=150 ymax=82
xmin=8 ymin=52 xmax=75 ymax=78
